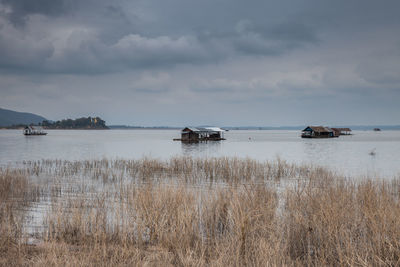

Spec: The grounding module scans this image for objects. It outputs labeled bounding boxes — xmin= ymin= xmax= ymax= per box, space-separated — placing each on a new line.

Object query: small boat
xmin=23 ymin=126 xmax=47 ymax=136
xmin=373 ymin=128 xmax=381 ymax=131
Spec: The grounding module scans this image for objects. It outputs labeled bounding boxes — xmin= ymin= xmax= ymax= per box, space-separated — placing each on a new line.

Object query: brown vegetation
xmin=0 ymin=169 xmax=41 ymax=266
xmin=1 ymin=157 xmax=400 ymax=266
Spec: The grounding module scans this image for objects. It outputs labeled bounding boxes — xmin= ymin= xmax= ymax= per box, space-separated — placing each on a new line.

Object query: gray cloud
xmin=356 ymin=53 xmax=400 ymax=86
xmin=0 ymin=0 xmax=321 ymax=74
xmin=0 ymin=0 xmax=400 ymax=125
xmin=0 ymin=0 xmax=76 ymax=25
xmin=225 ymin=21 xmax=316 ymax=56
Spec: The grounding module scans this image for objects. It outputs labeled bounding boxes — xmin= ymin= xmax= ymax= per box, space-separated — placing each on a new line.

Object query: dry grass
xmin=1 ymin=157 xmax=400 ymax=266
xmin=22 ymin=156 xmax=317 ymax=184
xmin=284 ymin=178 xmax=400 ymax=266
xmin=0 ymin=169 xmax=41 ymax=266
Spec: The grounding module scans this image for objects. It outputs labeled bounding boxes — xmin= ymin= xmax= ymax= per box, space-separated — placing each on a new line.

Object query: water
xmin=1 ymin=129 xmax=400 ymax=177
xmin=1 ymin=128 xmax=399 ymax=239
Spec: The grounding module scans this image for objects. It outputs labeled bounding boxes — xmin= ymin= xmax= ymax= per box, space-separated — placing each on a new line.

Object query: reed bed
xmin=1 ymin=157 xmax=400 ymax=266
xmin=22 ymin=156 xmax=325 ymax=185
xmin=0 ymin=169 xmax=41 ymax=266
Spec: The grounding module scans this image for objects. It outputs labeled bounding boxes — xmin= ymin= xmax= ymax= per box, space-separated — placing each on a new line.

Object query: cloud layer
xmin=0 ymin=0 xmax=400 ymax=125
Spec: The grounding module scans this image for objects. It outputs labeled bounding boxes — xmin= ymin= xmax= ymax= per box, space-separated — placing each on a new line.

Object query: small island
xmin=40 ymin=117 xmax=108 ymax=129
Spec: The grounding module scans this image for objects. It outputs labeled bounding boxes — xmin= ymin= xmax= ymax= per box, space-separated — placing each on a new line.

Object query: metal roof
xmin=182 ymin=127 xmax=225 ymax=133
xmin=182 ymin=127 xmax=200 ymax=132
xmin=204 ymin=127 xmax=225 ymax=132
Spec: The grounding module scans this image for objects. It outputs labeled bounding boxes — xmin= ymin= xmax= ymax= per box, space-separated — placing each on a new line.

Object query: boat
xmin=23 ymin=126 xmax=47 ymax=136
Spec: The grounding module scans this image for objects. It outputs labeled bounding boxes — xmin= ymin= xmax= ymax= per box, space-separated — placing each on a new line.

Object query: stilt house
xmin=175 ymin=127 xmax=226 ymax=141
xmin=301 ymin=126 xmax=336 ymax=138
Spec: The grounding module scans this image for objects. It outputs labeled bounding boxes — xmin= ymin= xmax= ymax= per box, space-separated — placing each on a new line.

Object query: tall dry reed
xmin=2 ymin=157 xmax=400 ymax=266
xmin=284 ymin=178 xmax=400 ymax=266
xmin=0 ymin=169 xmax=41 ymax=265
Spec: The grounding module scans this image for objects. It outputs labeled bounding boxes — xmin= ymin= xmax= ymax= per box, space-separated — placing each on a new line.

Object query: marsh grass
xmin=22 ymin=156 xmax=317 ymax=185
xmin=1 ymin=157 xmax=400 ymax=266
xmin=0 ymin=169 xmax=41 ymax=265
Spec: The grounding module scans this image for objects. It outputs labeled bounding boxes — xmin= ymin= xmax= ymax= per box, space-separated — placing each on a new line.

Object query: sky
xmin=0 ymin=0 xmax=399 ymax=126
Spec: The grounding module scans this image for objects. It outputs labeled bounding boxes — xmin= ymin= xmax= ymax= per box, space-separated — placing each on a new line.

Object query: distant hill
xmin=0 ymin=107 xmax=47 ymax=127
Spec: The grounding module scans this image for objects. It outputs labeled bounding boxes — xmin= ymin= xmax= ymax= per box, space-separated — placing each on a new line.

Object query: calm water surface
xmin=1 ymin=129 xmax=399 ymax=177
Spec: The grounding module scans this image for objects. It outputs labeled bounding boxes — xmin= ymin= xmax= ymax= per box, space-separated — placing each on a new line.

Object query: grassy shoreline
xmin=1 ymin=157 xmax=400 ymax=266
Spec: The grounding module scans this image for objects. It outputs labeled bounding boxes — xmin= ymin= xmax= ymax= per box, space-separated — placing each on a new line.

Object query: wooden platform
xmin=173 ymin=138 xmax=225 ymax=142
xmin=301 ymin=135 xmax=338 ymax=138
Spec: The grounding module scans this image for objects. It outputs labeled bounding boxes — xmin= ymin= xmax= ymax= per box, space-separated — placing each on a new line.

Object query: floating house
xmin=174 ymin=127 xmax=226 ymax=142
xmin=301 ymin=126 xmax=336 ymax=138
xmin=23 ymin=126 xmax=47 ymax=136
xmin=331 ymin=128 xmax=352 ymax=136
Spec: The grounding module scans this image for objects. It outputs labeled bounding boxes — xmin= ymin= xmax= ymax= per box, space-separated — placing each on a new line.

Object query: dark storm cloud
xmin=0 ymin=0 xmax=322 ymax=74
xmin=1 ymin=0 xmax=400 ymax=125
xmin=0 ymin=0 xmax=74 ymax=24
xmin=0 ymin=0 xmax=399 ymax=75
xmin=1 ymin=0 xmax=67 ymax=15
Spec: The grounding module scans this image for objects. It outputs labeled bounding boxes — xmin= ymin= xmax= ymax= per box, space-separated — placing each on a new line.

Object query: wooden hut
xmin=175 ymin=127 xmax=226 ymax=142
xmin=301 ymin=126 xmax=336 ymax=138
xmin=181 ymin=127 xmax=200 ymax=141
xmin=331 ymin=128 xmax=352 ymax=136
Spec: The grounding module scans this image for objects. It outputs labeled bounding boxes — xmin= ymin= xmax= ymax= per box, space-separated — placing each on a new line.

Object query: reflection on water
xmin=0 ymin=129 xmax=400 ymax=177
xmin=181 ymin=141 xmax=222 ymax=156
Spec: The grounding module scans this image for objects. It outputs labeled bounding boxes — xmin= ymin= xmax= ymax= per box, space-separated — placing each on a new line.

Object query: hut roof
xmin=182 ymin=127 xmax=200 ymax=133
xmin=201 ymin=127 xmax=225 ymax=132
xmin=303 ymin=126 xmax=333 ymax=133
xmin=332 ymin=127 xmax=351 ymax=132
xmin=182 ymin=127 xmax=225 ymax=133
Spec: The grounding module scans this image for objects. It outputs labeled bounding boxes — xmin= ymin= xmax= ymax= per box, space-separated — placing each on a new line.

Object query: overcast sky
xmin=0 ymin=0 xmax=399 ymax=126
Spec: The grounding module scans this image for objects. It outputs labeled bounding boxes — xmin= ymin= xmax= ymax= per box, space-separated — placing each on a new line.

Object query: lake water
xmin=1 ymin=129 xmax=400 ymax=177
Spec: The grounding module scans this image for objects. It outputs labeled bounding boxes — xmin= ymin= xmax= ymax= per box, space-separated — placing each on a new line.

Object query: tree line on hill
xmin=40 ymin=117 xmax=108 ymax=129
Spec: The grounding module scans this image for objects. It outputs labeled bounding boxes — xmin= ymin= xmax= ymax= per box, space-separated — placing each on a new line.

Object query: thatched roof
xmin=332 ymin=127 xmax=351 ymax=132
xmin=302 ymin=126 xmax=333 ymax=133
